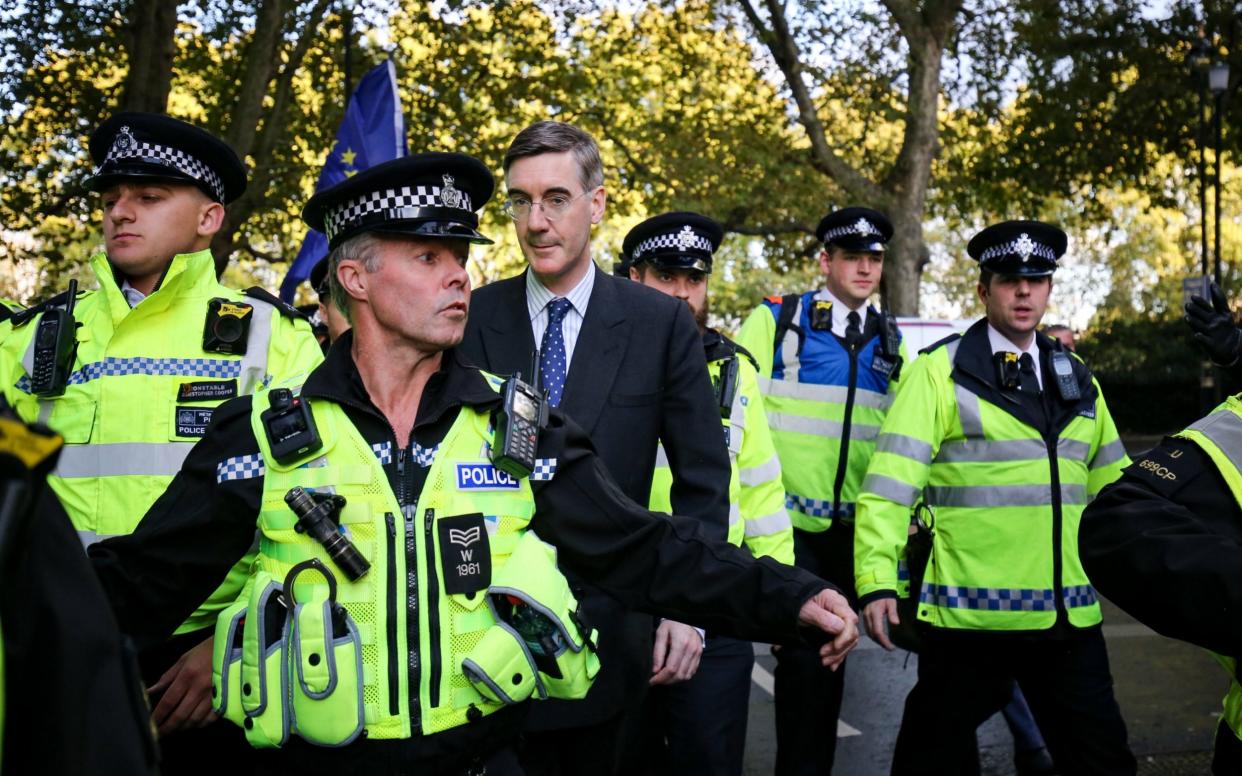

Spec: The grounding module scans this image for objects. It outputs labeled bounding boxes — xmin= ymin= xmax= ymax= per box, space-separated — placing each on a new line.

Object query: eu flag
xmin=280 ymin=59 xmax=407 ymax=301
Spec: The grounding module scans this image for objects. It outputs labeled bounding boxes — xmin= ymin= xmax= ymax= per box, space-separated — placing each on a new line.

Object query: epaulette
xmin=243 ymin=287 xmax=311 ymax=321
xmin=9 ymin=289 xmax=78 ymax=328
xmin=919 ymin=332 xmax=962 ymax=356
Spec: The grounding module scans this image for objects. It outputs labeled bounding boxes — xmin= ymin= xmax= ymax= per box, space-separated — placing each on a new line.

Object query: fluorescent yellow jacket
xmin=855 ymin=322 xmax=1129 ymax=631
xmin=649 ymin=334 xmax=793 ymax=564
xmin=0 ymin=250 xmax=323 ymax=632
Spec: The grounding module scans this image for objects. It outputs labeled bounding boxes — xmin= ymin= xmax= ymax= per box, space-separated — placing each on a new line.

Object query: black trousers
xmin=890 ymin=626 xmax=1136 ymax=776
xmin=644 ymin=635 xmax=755 ymax=776
xmin=519 ymin=713 xmax=629 ymax=776
xmin=1214 ymin=721 xmax=1242 ymax=776
xmin=774 ymin=526 xmax=856 ymax=776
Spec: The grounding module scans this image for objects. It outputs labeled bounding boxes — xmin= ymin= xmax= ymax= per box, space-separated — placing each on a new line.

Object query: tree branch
xmin=721 ymin=219 xmax=815 ymax=237
xmin=578 ymin=110 xmax=677 ymax=192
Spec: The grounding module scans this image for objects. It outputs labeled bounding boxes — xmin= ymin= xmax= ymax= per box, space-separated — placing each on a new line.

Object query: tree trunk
xmin=120 ymin=0 xmax=178 ymax=113
xmin=884 ymin=207 xmax=927 ymax=315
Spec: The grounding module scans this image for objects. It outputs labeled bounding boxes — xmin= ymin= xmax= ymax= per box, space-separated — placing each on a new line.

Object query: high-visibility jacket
xmin=211 ymin=385 xmax=597 ymax=748
xmin=649 ymin=332 xmax=794 ymax=564
xmin=855 ymin=322 xmax=1129 ymax=631
xmin=0 ymin=250 xmax=323 ymax=632
xmin=1173 ymin=397 xmax=1242 ymax=745
xmin=737 ymin=291 xmax=907 ymax=533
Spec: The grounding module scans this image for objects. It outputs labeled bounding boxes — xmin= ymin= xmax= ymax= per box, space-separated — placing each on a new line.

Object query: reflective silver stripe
xmin=937 ymin=438 xmax=1047 ymax=463
xmin=36 ymin=398 xmax=54 ymax=426
xmin=1059 ymin=438 xmax=1092 ymax=462
xmin=768 ymin=413 xmax=880 ymax=441
xmin=779 ymin=297 xmax=803 ymax=381
xmin=745 ymin=508 xmax=792 ymax=537
xmin=77 ymin=530 xmax=123 ymax=548
xmin=739 ymin=454 xmax=782 ymax=487
xmin=53 ymin=442 xmax=195 ymax=478
xmin=955 ymin=384 xmax=983 ymax=438
xmin=1089 ymin=438 xmax=1127 ymax=469
xmin=924 ymin=483 xmax=1087 ymax=508
xmin=944 ymin=338 xmax=962 ymax=361
xmin=654 ymin=444 xmax=669 ymax=469
xmin=875 ymin=433 xmax=933 ymax=466
xmin=862 ymin=473 xmax=921 ymax=507
xmin=238 ymin=298 xmax=275 ymax=394
xmin=729 ymin=502 xmax=741 ymax=527
xmin=21 ymin=328 xmax=36 ymax=374
xmin=760 ymin=380 xmax=892 ymax=410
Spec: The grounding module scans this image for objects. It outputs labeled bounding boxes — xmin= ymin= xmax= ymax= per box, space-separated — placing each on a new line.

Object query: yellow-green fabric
xmin=648 ymin=354 xmax=793 ymax=563
xmin=0 ymin=251 xmax=323 ymax=633
xmin=737 ymin=300 xmax=909 ymax=533
xmin=855 ymin=337 xmax=1129 ymax=631
xmin=238 ymin=385 xmax=593 ymax=744
xmin=1173 ymin=397 xmax=1242 ymax=743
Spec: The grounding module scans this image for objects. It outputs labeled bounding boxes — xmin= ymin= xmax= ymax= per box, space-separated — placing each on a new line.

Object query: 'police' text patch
xmin=456 ymin=463 xmax=520 ymax=490
xmin=174 ymin=406 xmax=215 ymax=438
xmin=437 ymin=512 xmax=491 ymax=595
xmin=178 ymin=379 xmax=238 ymax=402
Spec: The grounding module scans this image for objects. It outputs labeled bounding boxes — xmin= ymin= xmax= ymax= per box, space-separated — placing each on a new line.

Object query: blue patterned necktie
xmin=539 ymin=298 xmax=574 ymax=407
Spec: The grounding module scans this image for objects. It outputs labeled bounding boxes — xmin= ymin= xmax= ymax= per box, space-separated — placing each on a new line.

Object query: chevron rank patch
xmin=437 ymin=512 xmax=491 ymax=595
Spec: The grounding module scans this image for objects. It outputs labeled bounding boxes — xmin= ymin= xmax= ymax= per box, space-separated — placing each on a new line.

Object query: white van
xmin=895 ymin=318 xmax=974 ymax=361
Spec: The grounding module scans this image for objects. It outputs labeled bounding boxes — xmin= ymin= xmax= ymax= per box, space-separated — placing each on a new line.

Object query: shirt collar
xmin=986 ymin=322 xmax=1039 ymax=360
xmin=120 ymin=280 xmax=146 ymax=308
xmin=814 ymin=285 xmax=870 ymax=330
xmin=526 ymin=263 xmax=596 ymax=322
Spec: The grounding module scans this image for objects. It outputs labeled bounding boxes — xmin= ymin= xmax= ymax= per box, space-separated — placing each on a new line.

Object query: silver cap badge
xmin=1014 ymin=233 xmax=1035 ymax=262
xmin=439 ymin=174 xmax=463 ymax=209
xmin=677 ymin=225 xmax=696 ymax=251
xmin=854 ymin=218 xmax=874 ymax=236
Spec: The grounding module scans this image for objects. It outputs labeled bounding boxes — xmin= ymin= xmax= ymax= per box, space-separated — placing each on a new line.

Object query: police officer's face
xmin=505 ymin=152 xmax=605 ymax=288
xmin=978 ymin=274 xmax=1052 ymax=341
xmin=100 ymin=182 xmax=223 ymax=280
xmin=820 ymin=248 xmax=883 ymax=308
xmin=630 ymin=265 xmax=709 ymax=330
xmin=340 ymin=236 xmax=471 ymax=351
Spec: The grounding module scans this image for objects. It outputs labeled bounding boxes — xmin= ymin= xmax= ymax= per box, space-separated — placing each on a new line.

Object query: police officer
xmin=0 ymin=112 xmax=323 ymax=769
xmin=0 ymin=402 xmax=157 ymax=775
xmin=309 ymin=256 xmax=350 ymax=346
xmin=736 ymin=205 xmax=906 ymax=774
xmin=88 ymin=153 xmax=860 ymax=775
xmin=1079 ymin=282 xmax=1242 ymax=775
xmin=854 ymin=220 xmax=1136 ymax=775
xmin=625 ymin=212 xmax=794 ymax=775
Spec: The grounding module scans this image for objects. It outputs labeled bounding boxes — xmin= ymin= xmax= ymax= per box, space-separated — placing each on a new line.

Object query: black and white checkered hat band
xmin=980 ymin=240 xmax=1058 ymax=263
xmin=633 ymin=231 xmax=714 ymax=259
xmin=324 ymin=186 xmax=474 ymax=240
xmin=822 ymin=220 xmax=881 ymax=242
xmin=103 ymin=141 xmax=223 ymax=201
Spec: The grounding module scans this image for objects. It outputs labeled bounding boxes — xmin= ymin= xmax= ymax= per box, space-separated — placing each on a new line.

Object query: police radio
xmin=30 ymin=280 xmax=79 ymax=397
xmin=871 ymin=312 xmax=904 ymax=381
xmin=203 ymin=298 xmax=253 ymax=355
xmin=491 ymin=351 xmax=547 ymax=479
xmin=1050 ymin=348 xmax=1081 ymax=402
xmin=714 ymin=355 xmax=739 ymax=418
xmin=261 ymin=388 xmax=322 ymax=464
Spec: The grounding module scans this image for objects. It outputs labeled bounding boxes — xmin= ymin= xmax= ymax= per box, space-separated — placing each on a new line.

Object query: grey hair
xmin=503 ymin=121 xmax=605 ymax=191
xmin=327 ymin=232 xmax=386 ymax=323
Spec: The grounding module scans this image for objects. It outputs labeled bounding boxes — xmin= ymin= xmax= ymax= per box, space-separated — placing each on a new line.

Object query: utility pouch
xmin=891 ymin=505 xmax=933 ymax=653
xmin=462 ymin=621 xmax=543 ymax=705
xmin=240 ymin=572 xmax=290 ymax=748
xmin=486 ymin=532 xmax=600 ymax=700
xmin=284 ymin=560 xmax=365 ymax=747
xmin=211 ymin=598 xmax=249 ymax=725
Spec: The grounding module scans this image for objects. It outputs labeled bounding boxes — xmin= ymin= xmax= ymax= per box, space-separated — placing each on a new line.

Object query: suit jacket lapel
xmin=482 ymin=270 xmax=537 ymax=376
xmin=560 ymin=266 xmax=628 ymax=434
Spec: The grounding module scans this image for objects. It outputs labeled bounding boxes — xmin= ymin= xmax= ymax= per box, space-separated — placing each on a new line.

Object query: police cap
xmin=86 ymin=112 xmax=247 ymax=204
xmin=622 ymin=212 xmax=723 ymax=274
xmin=302 ymin=153 xmax=494 ymax=250
xmin=816 ymin=207 xmax=892 ymax=253
xmin=967 ymin=220 xmax=1066 ymax=277
xmin=309 ymin=257 xmax=330 ymax=297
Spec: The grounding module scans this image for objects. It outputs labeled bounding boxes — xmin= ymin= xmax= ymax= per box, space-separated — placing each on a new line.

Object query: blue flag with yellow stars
xmin=280 ymin=59 xmax=407 ymax=301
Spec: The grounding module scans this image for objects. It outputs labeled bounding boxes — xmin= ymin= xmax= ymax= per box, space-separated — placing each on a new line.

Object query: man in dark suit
xmin=460 ymin=121 xmax=733 ymax=775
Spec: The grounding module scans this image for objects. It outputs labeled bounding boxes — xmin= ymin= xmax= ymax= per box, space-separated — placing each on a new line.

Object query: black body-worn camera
xmin=30 ymin=280 xmax=80 ymax=397
xmin=261 ymin=388 xmax=322 ymax=464
xmin=714 ymin=355 xmax=739 ymax=418
xmin=809 ymin=299 xmax=833 ymax=331
xmin=284 ymin=487 xmax=370 ymax=581
xmin=203 ymin=298 xmax=253 ymax=355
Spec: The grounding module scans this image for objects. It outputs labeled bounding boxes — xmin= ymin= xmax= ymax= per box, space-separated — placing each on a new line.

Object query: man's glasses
xmin=502 ymin=189 xmax=593 ymax=221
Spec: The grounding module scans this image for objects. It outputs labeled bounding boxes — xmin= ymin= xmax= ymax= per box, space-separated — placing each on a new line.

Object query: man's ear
xmin=589 ymin=186 xmax=607 ymax=226
xmin=628 ymin=265 xmax=642 ymax=282
xmin=337 ymin=259 xmax=369 ymax=307
xmin=976 ymin=281 xmax=989 ymax=308
xmin=197 ymin=200 xmax=226 ymax=237
xmin=818 ymin=249 xmax=832 ymax=278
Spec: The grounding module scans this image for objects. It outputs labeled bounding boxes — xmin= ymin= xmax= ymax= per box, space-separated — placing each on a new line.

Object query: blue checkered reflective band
xmin=371 ymin=442 xmax=393 ymax=465
xmin=16 ymin=356 xmax=241 ymax=393
xmin=785 ymin=494 xmax=855 ymax=520
xmin=371 ymin=441 xmax=438 ymax=467
xmin=1062 ymin=584 xmax=1097 ymax=608
xmin=530 ymin=458 xmax=557 ymax=481
xmin=897 ymin=560 xmax=910 ymax=582
xmin=920 ymin=584 xmax=1056 ymax=611
xmin=216 ymin=453 xmax=265 ymax=483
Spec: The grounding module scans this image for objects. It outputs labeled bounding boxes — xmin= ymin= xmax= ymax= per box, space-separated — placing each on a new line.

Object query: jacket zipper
xmin=405 ymin=502 xmax=420 ymax=729
xmin=1045 ymin=434 xmax=1066 ymax=623
xmin=424 ymin=508 xmax=442 ymax=707
xmin=832 ymin=337 xmax=860 ymax=520
xmin=384 ymin=512 xmax=399 ymax=715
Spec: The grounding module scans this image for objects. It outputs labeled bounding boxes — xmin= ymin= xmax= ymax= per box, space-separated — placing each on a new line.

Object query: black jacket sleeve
xmin=660 ymin=300 xmax=733 ymax=542
xmin=1079 ymin=437 xmax=1242 ymax=656
xmin=531 ymin=408 xmax=830 ymax=644
xmin=88 ymin=396 xmax=265 ymax=648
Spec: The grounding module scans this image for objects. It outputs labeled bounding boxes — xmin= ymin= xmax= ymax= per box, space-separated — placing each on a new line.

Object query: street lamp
xmin=1188 ymin=35 xmax=1212 ymax=281
xmin=1210 ymin=59 xmax=1230 ymax=287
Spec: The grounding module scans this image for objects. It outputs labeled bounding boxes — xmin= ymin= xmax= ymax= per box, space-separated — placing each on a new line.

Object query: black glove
xmin=1185 ymin=281 xmax=1242 ymax=366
